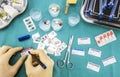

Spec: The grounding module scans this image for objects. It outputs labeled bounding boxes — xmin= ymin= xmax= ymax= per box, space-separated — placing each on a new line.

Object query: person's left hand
xmin=0 ymin=45 xmax=26 ymax=77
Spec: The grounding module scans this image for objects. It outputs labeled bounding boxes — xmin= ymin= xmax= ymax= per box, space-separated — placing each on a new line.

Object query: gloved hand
xmin=0 ymin=46 xmax=26 ymax=77
xmin=25 ymin=50 xmax=54 ymax=77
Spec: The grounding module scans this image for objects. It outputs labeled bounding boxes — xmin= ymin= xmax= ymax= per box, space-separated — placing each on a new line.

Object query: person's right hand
xmin=25 ymin=50 xmax=54 ymax=77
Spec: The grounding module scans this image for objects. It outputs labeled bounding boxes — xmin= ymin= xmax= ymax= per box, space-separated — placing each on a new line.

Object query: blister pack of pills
xmin=80 ymin=0 xmax=120 ymax=28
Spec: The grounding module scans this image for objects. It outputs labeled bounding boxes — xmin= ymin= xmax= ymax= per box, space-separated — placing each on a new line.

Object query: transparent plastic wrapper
xmin=80 ymin=0 xmax=120 ymax=29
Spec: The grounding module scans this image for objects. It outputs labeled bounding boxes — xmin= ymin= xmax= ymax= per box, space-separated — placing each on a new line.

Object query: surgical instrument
xmin=57 ymin=36 xmax=74 ymax=69
xmin=108 ymin=0 xmax=118 ymax=21
xmin=99 ymin=0 xmax=103 ymax=19
xmin=102 ymin=0 xmax=107 ymax=11
xmin=108 ymin=0 xmax=114 ymax=9
xmin=87 ymin=0 xmax=94 ymax=15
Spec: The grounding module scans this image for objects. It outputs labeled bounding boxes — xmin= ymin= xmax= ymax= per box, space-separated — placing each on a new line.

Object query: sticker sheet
xmin=36 ymin=31 xmax=67 ymax=56
xmin=95 ymin=30 xmax=117 ymax=47
xmin=23 ymin=16 xmax=36 ymax=32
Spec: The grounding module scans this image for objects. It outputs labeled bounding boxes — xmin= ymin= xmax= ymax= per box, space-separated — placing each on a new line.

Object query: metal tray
xmin=80 ymin=0 xmax=120 ymax=29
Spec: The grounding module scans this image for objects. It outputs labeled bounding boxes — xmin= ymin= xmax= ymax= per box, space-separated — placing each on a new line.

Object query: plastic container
xmin=39 ymin=19 xmax=51 ymax=32
xmin=48 ymin=3 xmax=60 ymax=17
xmin=52 ymin=18 xmax=63 ymax=31
xmin=30 ymin=8 xmax=42 ymax=21
xmin=68 ymin=13 xmax=80 ymax=27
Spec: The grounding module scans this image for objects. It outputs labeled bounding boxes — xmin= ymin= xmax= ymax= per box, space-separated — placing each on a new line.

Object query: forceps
xmin=108 ymin=0 xmax=114 ymax=9
xmin=102 ymin=0 xmax=107 ymax=11
xmin=87 ymin=0 xmax=94 ymax=15
xmin=108 ymin=0 xmax=118 ymax=21
xmin=57 ymin=36 xmax=74 ymax=69
xmin=99 ymin=0 xmax=103 ymax=19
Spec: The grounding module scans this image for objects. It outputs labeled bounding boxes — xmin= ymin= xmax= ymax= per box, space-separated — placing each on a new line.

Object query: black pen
xmin=28 ymin=51 xmax=47 ymax=69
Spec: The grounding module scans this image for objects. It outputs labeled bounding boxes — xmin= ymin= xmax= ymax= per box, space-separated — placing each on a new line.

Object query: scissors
xmin=57 ymin=36 xmax=74 ymax=69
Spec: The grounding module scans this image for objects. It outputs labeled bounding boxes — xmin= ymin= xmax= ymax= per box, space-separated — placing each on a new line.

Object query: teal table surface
xmin=1 ymin=0 xmax=120 ymax=77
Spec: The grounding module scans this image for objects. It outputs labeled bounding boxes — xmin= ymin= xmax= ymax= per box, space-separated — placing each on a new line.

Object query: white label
xmin=87 ymin=62 xmax=100 ymax=72
xmin=55 ymin=51 xmax=61 ymax=56
xmin=21 ymin=47 xmax=33 ymax=56
xmin=37 ymin=42 xmax=45 ymax=50
xmin=72 ymin=49 xmax=85 ymax=56
xmin=48 ymin=31 xmax=57 ymax=39
xmin=47 ymin=45 xmax=57 ymax=54
xmin=57 ymin=42 xmax=67 ymax=53
xmin=88 ymin=48 xmax=101 ymax=57
xmin=102 ymin=56 xmax=117 ymax=66
xmin=52 ymin=38 xmax=61 ymax=46
xmin=78 ymin=37 xmax=91 ymax=45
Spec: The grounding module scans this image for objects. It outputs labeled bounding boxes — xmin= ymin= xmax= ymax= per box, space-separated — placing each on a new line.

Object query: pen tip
xmin=43 ymin=65 xmax=47 ymax=69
